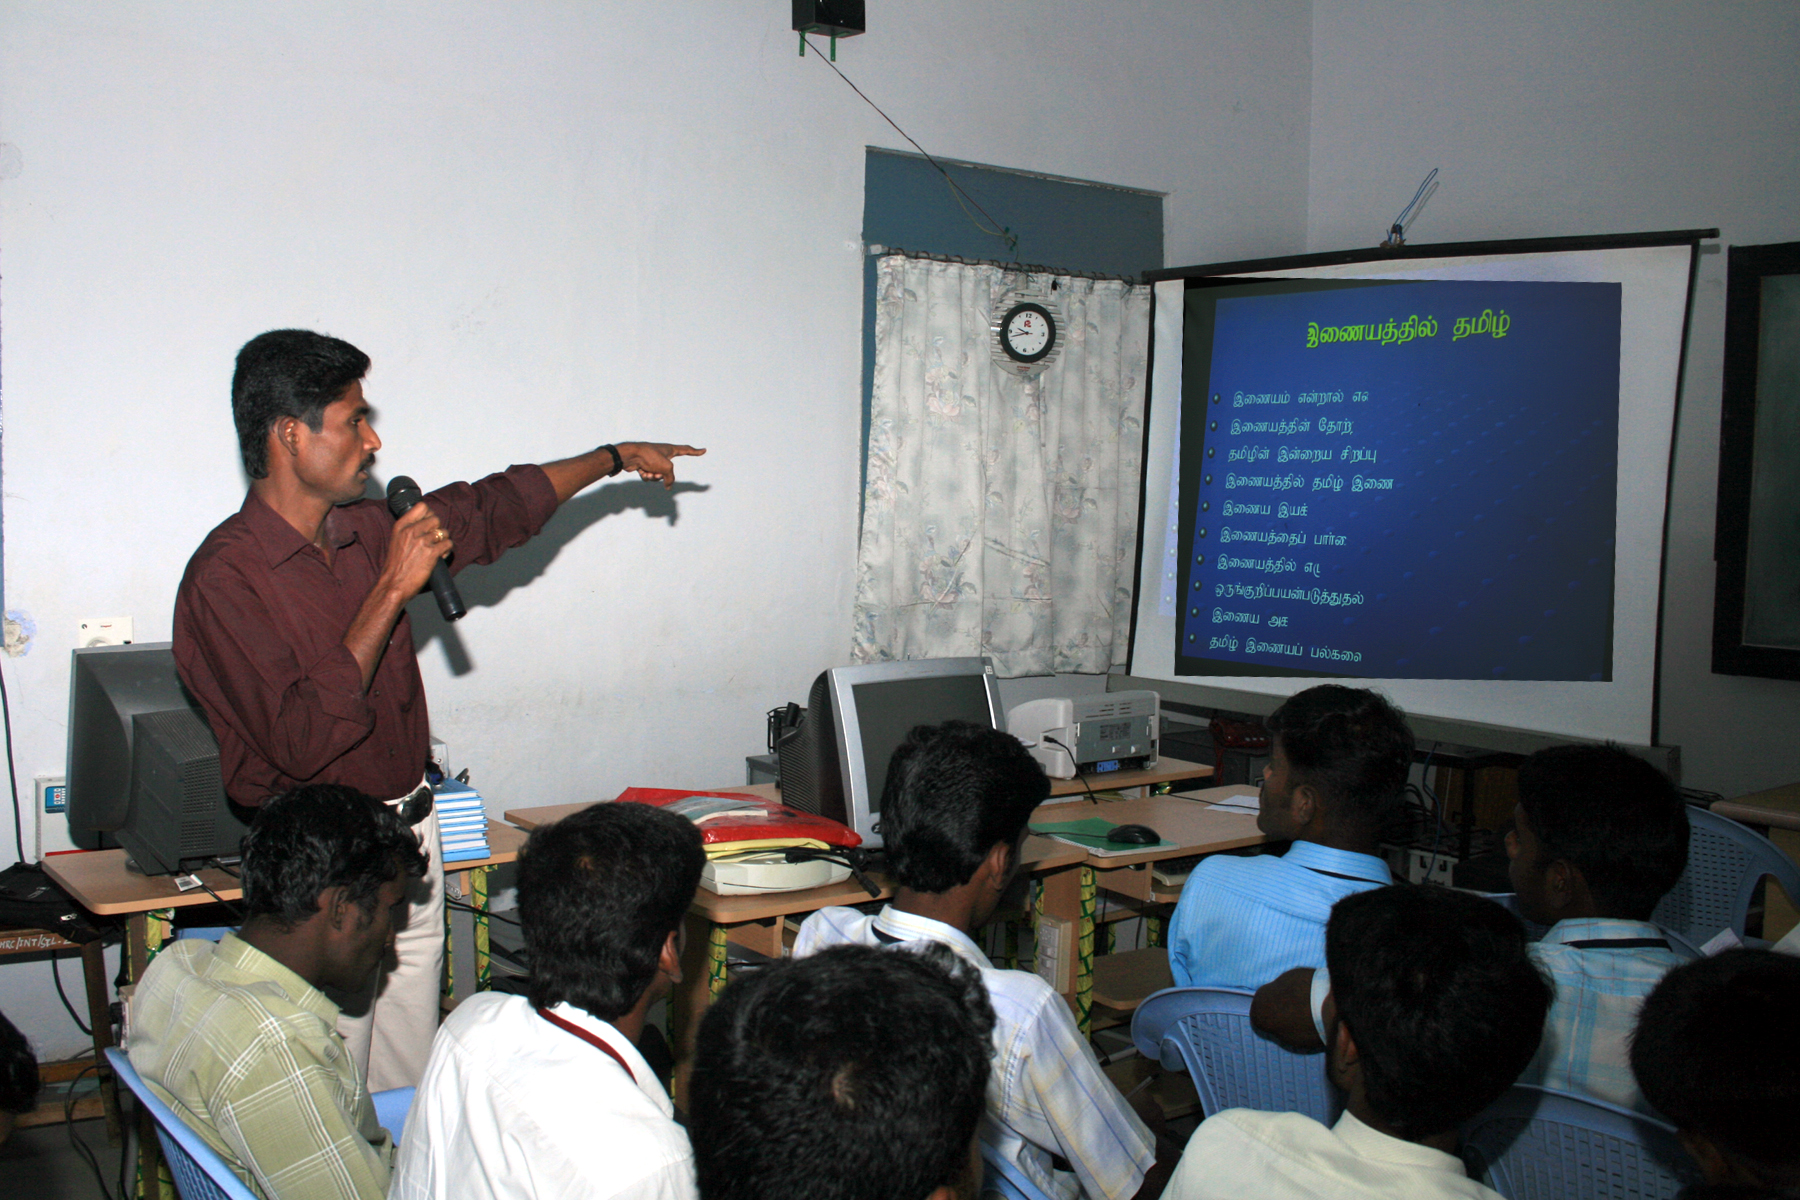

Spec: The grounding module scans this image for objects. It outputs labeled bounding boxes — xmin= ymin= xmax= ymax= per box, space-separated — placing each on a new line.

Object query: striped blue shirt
xmin=794 ymin=906 xmax=1154 ymax=1200
xmin=1518 ymin=917 xmax=1689 ymax=1111
xmin=1168 ymin=841 xmax=1392 ymax=990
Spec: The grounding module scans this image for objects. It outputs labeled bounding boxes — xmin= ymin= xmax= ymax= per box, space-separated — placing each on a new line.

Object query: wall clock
xmin=990 ymin=284 xmax=1066 ymax=380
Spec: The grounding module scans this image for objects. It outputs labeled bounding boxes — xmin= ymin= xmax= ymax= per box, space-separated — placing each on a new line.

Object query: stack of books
xmin=434 ymin=780 xmax=491 ymax=863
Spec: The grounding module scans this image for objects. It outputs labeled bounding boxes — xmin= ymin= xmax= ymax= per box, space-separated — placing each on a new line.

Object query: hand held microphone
xmin=385 ymin=476 xmax=467 ymax=622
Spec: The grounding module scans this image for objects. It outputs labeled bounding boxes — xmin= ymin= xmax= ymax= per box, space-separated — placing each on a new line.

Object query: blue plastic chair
xmin=106 ymin=1047 xmax=257 ymax=1200
xmin=371 ymin=1085 xmax=415 ymax=1143
xmin=1461 ymin=1085 xmax=1701 ymax=1200
xmin=108 ymin=1048 xmax=415 ymax=1200
xmin=1131 ymin=986 xmax=1341 ymax=1124
xmin=979 ymin=1139 xmax=1056 ymax=1200
xmin=1653 ymin=806 xmax=1800 ymax=946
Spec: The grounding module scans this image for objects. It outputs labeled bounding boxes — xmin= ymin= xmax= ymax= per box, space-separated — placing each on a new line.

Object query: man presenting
xmin=173 ymin=328 xmax=702 ymax=1089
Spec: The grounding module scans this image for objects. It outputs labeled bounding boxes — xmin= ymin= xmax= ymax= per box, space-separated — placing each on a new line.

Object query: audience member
xmin=1168 ymin=685 xmax=1410 ymax=989
xmin=1505 ymin=743 xmax=1689 ymax=1109
xmin=1168 ymin=884 xmax=1551 ymax=1200
xmin=391 ymin=800 xmax=705 ymax=1200
xmin=1252 ymin=743 xmax=1689 ymax=1114
xmin=792 ymin=720 xmax=1161 ymax=1200
xmin=1631 ymin=949 xmax=1800 ymax=1199
xmin=689 ymin=944 xmax=996 ymax=1200
xmin=0 ymin=1010 xmax=39 ymax=1144
xmin=129 ymin=784 xmax=426 ymax=1200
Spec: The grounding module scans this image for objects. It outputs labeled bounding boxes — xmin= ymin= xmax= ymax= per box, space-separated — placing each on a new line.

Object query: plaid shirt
xmin=1519 ymin=917 xmax=1688 ymax=1112
xmin=128 ymin=935 xmax=393 ymax=1200
xmin=795 ymin=905 xmax=1154 ymax=1200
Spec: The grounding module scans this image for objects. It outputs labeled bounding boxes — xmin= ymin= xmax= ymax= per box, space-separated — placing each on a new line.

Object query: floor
xmin=0 ymin=1112 xmax=128 ymax=1200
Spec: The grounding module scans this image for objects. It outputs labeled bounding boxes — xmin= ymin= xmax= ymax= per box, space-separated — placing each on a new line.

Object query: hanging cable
xmin=50 ymin=952 xmax=92 ymax=1036
xmin=1382 ymin=167 xmax=1439 ymax=248
xmin=1 ymin=660 xmax=25 ymax=862
xmin=801 ymin=35 xmax=1020 ymax=256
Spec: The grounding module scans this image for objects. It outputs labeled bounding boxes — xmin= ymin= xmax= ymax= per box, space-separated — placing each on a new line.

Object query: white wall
xmin=1307 ymin=1 xmax=1800 ymax=798
xmin=0 ymin=2 xmax=1310 ymax=1057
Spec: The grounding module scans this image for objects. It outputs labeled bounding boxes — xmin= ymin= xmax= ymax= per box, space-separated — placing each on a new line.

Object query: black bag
xmin=0 ymin=862 xmax=111 ymax=944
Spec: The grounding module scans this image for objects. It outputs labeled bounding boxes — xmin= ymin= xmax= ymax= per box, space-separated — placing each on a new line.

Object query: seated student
xmin=1167 ymin=684 xmax=1410 ymax=990
xmin=1252 ymin=744 xmax=1690 ymax=1113
xmin=1168 ymin=884 xmax=1551 ymax=1200
xmin=792 ymin=720 xmax=1160 ymax=1200
xmin=128 ymin=784 xmax=426 ymax=1200
xmin=1505 ymin=743 xmax=1689 ymax=1110
xmin=390 ymin=800 xmax=705 ymax=1200
xmin=689 ymin=944 xmax=996 ymax=1200
xmin=1630 ymin=949 xmax=1800 ymax=1199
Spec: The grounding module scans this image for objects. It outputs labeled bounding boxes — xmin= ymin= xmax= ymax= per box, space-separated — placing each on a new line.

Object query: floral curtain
xmin=853 ymin=254 xmax=1150 ymax=677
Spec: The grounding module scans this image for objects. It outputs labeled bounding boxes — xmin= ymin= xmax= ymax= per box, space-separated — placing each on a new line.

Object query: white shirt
xmin=794 ymin=905 xmax=1153 ymax=1200
xmin=1166 ymin=1109 xmax=1504 ymax=1200
xmin=389 ymin=993 xmax=696 ymax=1200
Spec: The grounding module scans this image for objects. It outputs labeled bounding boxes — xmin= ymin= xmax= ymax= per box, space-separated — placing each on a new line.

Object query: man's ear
xmin=1543 ymin=858 xmax=1578 ymax=911
xmin=271 ymin=416 xmax=302 ymax=460
xmin=1332 ymin=1012 xmax=1359 ymax=1068
xmin=1290 ymin=782 xmax=1321 ymax=830
xmin=320 ymin=885 xmax=357 ymax=933
xmin=980 ymin=841 xmax=1013 ymax=893
xmin=658 ymin=929 xmax=682 ymax=986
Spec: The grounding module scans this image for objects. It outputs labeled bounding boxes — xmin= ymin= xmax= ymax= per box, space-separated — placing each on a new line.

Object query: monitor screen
xmin=850 ymin=674 xmax=999 ymax=820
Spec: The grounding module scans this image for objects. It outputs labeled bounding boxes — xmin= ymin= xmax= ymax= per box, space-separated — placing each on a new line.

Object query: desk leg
xmin=1036 ymin=865 xmax=1097 ymax=1035
xmin=80 ymin=939 xmax=122 ymax=1142
xmin=123 ymin=913 xmax=177 ymax=1200
xmin=671 ymin=912 xmax=724 ymax=1106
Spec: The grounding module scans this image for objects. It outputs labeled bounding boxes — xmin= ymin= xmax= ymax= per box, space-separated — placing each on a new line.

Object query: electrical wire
xmin=444 ymin=897 xmax=521 ymax=927
xmin=63 ymin=1061 xmax=117 ymax=1200
xmin=50 ymin=951 xmax=93 ymax=1036
xmin=1383 ymin=167 xmax=1439 ymax=247
xmin=1041 ymin=737 xmax=1098 ymax=804
xmin=0 ymin=660 xmax=24 ymax=862
xmin=801 ymin=35 xmax=1020 ymax=256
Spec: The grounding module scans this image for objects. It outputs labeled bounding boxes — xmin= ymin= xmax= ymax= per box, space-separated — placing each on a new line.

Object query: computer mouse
xmin=1106 ymin=823 xmax=1161 ymax=846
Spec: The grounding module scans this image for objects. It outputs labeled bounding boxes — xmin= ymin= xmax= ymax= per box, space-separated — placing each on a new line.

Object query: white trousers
xmin=335 ymin=801 xmax=444 ymax=1092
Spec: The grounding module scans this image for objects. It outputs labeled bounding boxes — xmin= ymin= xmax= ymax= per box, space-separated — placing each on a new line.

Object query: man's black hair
xmin=1326 ymin=883 xmax=1551 ymax=1140
xmin=232 ymin=329 xmax=371 ymax=479
xmin=1265 ymin=685 xmax=1414 ymax=834
xmin=689 ymin=943 xmax=996 ymax=1200
xmin=0 ymin=1011 xmax=39 ymax=1116
xmin=517 ymin=801 xmax=704 ymax=1022
xmin=1515 ymin=743 xmax=1688 ymax=919
xmin=1631 ymin=949 xmax=1800 ymax=1181
xmin=239 ymin=784 xmax=427 ymax=929
xmin=880 ymin=720 xmax=1050 ymax=895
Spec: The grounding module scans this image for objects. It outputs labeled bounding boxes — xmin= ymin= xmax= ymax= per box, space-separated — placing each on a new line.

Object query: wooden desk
xmin=504 ymin=757 xmax=1217 ymax=1052
xmin=42 ymin=820 xmax=526 ymax=986
xmin=1710 ymin=781 xmax=1800 ymax=942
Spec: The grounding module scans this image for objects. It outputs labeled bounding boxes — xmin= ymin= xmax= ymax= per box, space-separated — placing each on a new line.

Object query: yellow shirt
xmin=128 ymin=934 xmax=393 ymax=1200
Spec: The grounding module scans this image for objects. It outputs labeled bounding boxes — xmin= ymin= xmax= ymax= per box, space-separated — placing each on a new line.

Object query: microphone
xmin=385 ymin=476 xmax=467 ymax=622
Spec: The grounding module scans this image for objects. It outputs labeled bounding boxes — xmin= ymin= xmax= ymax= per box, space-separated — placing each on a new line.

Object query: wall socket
xmin=79 ymin=617 xmax=132 ymax=647
xmin=36 ymin=775 xmax=66 ymax=813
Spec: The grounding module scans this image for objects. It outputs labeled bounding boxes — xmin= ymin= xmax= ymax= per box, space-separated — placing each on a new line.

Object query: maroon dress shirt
xmin=173 ymin=466 xmax=558 ymax=806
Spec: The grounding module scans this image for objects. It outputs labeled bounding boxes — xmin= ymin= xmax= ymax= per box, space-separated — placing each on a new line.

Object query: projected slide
xmin=1176 ymin=278 xmax=1622 ymax=681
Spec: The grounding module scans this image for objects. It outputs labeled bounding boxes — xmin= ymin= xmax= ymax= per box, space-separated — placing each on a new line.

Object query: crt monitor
xmin=776 ymin=657 xmax=1004 ymax=849
xmin=66 ymin=642 xmax=251 ymax=875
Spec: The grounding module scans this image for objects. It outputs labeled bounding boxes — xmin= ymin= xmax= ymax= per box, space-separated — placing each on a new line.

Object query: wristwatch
xmin=601 ymin=444 xmax=623 ymax=476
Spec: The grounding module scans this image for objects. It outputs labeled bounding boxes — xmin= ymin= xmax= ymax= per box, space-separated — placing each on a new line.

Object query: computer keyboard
xmin=1151 ymin=855 xmax=1204 ymax=888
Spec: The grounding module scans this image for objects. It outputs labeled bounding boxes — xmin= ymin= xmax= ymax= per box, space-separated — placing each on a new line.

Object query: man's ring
xmin=432 ymin=529 xmax=446 ymax=543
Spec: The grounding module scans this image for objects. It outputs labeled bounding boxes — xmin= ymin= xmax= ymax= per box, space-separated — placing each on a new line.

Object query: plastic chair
xmin=1131 ymin=986 xmax=1341 ymax=1124
xmin=105 ymin=1047 xmax=257 ymax=1200
xmin=1461 ymin=1084 xmax=1701 ymax=1200
xmin=371 ymin=1085 xmax=415 ymax=1143
xmin=979 ymin=1139 xmax=1056 ymax=1200
xmin=1653 ymin=807 xmax=1800 ymax=946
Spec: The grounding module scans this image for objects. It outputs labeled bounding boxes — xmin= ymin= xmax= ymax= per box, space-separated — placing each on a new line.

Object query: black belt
xmin=1564 ymin=937 xmax=1670 ymax=950
xmin=391 ymin=782 xmax=434 ymax=826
